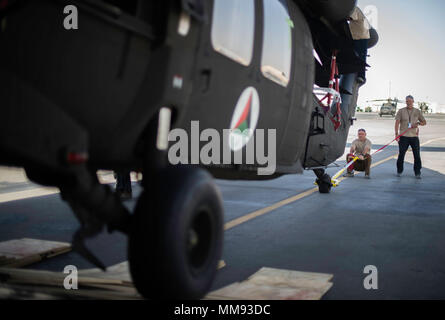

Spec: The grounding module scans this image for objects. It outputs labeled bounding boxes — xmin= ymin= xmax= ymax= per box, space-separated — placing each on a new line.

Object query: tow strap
xmin=330 ymin=156 xmax=359 ymax=187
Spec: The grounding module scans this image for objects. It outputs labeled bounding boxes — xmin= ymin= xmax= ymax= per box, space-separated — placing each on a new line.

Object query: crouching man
xmin=345 ymin=129 xmax=372 ymax=178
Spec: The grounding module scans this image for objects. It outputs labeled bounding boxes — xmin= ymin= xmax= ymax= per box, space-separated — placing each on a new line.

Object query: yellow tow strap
xmin=314 ymin=156 xmax=359 ymax=187
xmin=330 ymin=156 xmax=359 ymax=186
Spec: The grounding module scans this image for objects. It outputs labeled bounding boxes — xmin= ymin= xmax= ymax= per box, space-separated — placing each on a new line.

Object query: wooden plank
xmin=206 ymin=281 xmax=333 ymax=300
xmin=0 ymin=267 xmax=128 ymax=287
xmin=247 ymin=267 xmax=333 ymax=289
xmin=78 ymin=262 xmax=132 ymax=284
xmin=206 ymin=267 xmax=333 ymax=300
xmin=0 ymin=238 xmax=71 ymax=258
xmin=0 ymin=260 xmax=226 ymax=289
xmin=0 ymin=238 xmax=71 ymax=268
xmin=0 ymin=283 xmax=139 ymax=300
xmin=0 ymin=284 xmax=59 ymax=300
xmin=0 ymin=259 xmax=227 ymax=299
xmin=82 ymin=283 xmax=141 ymax=297
xmin=248 ymin=267 xmax=333 ymax=282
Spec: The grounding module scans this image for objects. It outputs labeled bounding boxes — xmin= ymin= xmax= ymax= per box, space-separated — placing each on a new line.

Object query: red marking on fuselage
xmin=233 ymin=92 xmax=253 ymax=129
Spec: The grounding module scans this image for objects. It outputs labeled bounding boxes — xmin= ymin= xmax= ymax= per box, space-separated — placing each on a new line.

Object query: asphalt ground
xmin=1 ymin=112 xmax=445 ymax=299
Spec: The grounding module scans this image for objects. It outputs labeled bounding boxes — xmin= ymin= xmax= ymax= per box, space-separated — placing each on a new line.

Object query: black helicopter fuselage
xmin=0 ymin=0 xmax=376 ymax=180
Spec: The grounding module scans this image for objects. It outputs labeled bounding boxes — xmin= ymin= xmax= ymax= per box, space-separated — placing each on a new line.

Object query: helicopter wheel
xmin=128 ymin=166 xmax=224 ymax=299
xmin=316 ymin=173 xmax=332 ymax=194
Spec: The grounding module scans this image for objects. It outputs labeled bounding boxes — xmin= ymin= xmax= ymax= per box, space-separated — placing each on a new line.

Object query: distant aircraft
xmin=367 ymin=98 xmax=401 ymax=117
xmin=368 ymin=98 xmax=431 ymax=116
xmin=0 ymin=0 xmax=378 ymax=299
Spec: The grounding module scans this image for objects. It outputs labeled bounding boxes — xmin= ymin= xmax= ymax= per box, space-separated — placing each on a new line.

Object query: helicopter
xmin=368 ymin=98 xmax=431 ymax=117
xmin=0 ymin=0 xmax=378 ymax=299
xmin=367 ymin=98 xmax=401 ymax=117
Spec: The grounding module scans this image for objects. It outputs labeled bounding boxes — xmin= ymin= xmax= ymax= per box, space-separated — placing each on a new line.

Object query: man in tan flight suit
xmin=395 ymin=95 xmax=427 ymax=178
xmin=345 ymin=129 xmax=372 ymax=178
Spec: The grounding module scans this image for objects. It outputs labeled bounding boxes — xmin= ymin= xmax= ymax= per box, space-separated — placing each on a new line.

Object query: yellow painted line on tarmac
xmin=421 ymin=137 xmax=445 ymax=146
xmin=224 ymin=137 xmax=445 ymax=231
xmin=224 ymin=187 xmax=319 ymax=230
xmin=370 ymin=154 xmax=398 ymax=168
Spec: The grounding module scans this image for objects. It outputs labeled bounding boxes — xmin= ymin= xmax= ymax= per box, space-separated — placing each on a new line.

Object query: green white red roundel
xmin=229 ymin=87 xmax=260 ymax=151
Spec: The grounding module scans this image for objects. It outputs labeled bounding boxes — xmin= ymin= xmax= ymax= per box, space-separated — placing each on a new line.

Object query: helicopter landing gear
xmin=42 ymin=164 xmax=133 ymax=270
xmin=313 ymin=168 xmax=332 ymax=194
xmin=128 ymin=166 xmax=224 ymax=299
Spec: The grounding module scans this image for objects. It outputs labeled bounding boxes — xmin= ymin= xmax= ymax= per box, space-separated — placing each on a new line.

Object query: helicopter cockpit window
xmin=211 ymin=0 xmax=255 ymax=66
xmin=261 ymin=0 xmax=293 ymax=87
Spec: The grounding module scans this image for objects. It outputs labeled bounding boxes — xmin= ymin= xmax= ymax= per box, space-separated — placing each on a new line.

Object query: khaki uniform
xmin=395 ymin=107 xmax=425 ymax=137
xmin=351 ymin=138 xmax=372 ymax=156
xmin=349 ymin=7 xmax=371 ymax=40
xmin=347 ymin=138 xmax=372 ymax=175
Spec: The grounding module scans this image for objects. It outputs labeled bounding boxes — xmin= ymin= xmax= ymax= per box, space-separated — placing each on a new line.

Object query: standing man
xmin=395 ymin=95 xmax=427 ymax=178
xmin=345 ymin=129 xmax=372 ymax=178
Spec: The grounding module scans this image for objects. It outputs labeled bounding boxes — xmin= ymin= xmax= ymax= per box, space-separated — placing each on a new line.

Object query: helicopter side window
xmin=261 ymin=0 xmax=293 ymax=87
xmin=211 ymin=0 xmax=255 ymax=66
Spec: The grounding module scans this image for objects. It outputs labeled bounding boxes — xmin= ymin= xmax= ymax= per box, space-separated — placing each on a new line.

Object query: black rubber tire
xmin=128 ymin=166 xmax=224 ymax=299
xmin=317 ymin=173 xmax=332 ymax=194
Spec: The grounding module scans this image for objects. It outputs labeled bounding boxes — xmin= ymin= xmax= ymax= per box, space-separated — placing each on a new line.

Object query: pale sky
xmin=356 ymin=0 xmax=445 ymax=111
